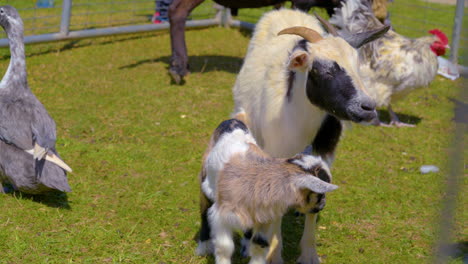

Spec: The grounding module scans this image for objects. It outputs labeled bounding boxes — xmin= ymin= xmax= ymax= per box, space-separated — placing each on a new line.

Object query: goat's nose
xmin=361 ymin=99 xmax=376 ymax=111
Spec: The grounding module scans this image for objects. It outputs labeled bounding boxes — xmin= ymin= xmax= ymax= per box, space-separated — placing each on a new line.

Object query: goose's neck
xmin=0 ymin=24 xmax=27 ymax=90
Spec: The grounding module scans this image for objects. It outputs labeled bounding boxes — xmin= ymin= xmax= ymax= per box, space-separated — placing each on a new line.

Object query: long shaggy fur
xmin=330 ymin=0 xmax=442 ymax=108
xmin=233 ymin=9 xmax=366 ymax=158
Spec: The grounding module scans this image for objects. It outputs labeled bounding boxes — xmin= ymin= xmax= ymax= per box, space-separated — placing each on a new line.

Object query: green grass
xmin=0 ymin=1 xmax=466 ymax=263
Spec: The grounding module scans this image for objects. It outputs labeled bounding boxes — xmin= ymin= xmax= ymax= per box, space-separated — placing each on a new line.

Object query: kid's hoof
xmin=195 ymin=240 xmax=213 ymax=256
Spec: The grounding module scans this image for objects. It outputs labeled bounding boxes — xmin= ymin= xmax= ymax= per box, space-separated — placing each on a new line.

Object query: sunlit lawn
xmin=0 ymin=0 xmax=466 ymax=263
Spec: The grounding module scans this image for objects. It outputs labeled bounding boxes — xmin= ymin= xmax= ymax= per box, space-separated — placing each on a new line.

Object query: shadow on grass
xmin=119 ymin=55 xmax=243 ymax=74
xmin=377 ymin=109 xmax=422 ymax=126
xmin=5 ymin=189 xmax=71 ymax=209
xmin=0 ymin=32 xmax=164 ymax=61
xmin=449 ymin=241 xmax=468 ymax=262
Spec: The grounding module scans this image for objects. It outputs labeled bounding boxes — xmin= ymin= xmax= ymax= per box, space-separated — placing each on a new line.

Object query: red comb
xmin=428 ymin=29 xmax=448 ymax=45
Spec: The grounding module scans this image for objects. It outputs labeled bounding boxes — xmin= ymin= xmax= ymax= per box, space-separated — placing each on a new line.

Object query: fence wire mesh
xmin=387 ymin=0 xmax=467 ymax=66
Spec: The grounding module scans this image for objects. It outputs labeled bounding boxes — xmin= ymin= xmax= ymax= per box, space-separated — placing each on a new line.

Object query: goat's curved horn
xmin=278 ymin=26 xmax=323 ymax=43
xmin=314 ymin=12 xmax=338 ymax=37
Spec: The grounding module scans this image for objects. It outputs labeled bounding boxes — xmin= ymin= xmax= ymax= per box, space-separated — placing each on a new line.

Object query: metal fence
xmin=0 ymin=0 xmax=465 ymax=69
xmin=0 ymin=0 xmax=221 ymax=46
xmin=388 ymin=0 xmax=467 ymax=72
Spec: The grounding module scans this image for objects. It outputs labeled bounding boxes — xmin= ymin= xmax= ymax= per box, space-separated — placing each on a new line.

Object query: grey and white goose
xmin=0 ymin=5 xmax=71 ymax=194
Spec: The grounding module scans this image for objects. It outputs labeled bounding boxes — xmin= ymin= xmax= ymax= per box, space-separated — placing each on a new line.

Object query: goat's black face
xmin=306 ymin=58 xmax=376 ymax=123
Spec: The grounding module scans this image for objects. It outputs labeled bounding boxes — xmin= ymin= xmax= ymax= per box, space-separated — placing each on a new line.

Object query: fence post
xmin=221 ymin=7 xmax=231 ymax=28
xmin=60 ymin=0 xmax=72 ymax=36
xmin=449 ymin=0 xmax=464 ymax=64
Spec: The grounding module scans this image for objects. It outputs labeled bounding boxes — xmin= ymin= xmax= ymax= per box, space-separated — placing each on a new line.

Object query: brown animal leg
xmin=168 ymin=0 xmax=205 ymax=84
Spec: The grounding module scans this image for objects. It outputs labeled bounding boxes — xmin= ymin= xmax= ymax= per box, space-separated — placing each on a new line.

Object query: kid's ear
xmin=288 ymin=50 xmax=310 ymax=71
xmin=294 ymin=175 xmax=338 ymax=194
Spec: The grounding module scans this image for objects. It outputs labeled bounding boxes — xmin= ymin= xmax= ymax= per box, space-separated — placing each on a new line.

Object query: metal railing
xmin=388 ymin=0 xmax=467 ymax=75
xmin=0 ymin=0 xmax=220 ymax=46
xmin=0 ymin=0 xmax=465 ymax=70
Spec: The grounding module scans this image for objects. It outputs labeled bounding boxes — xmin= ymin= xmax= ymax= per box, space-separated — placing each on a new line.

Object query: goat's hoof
xmin=1 ymin=183 xmax=14 ymax=194
xmin=296 ymin=255 xmax=320 ymax=264
xmin=296 ymin=258 xmax=320 ymax=264
xmin=195 ymin=240 xmax=213 ymax=256
xmin=267 ymin=259 xmax=284 ymax=264
xmin=169 ymin=69 xmax=183 ymax=85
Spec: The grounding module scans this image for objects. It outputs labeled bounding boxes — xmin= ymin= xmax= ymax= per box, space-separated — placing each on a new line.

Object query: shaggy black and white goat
xmin=199 ymin=116 xmax=337 ymax=264
xmin=229 ymin=9 xmax=389 ymax=264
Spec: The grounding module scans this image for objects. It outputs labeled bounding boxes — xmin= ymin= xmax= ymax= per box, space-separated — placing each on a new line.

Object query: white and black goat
xmin=229 ymin=9 xmax=389 ymax=264
xmin=198 ymin=115 xmax=337 ymax=264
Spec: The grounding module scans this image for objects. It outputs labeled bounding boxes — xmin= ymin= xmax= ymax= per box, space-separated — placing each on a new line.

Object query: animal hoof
xmin=296 ymin=255 xmax=320 ymax=264
xmin=1 ymin=183 xmax=14 ymax=194
xmin=169 ymin=69 xmax=183 ymax=85
xmin=195 ymin=240 xmax=214 ymax=256
xmin=267 ymin=259 xmax=284 ymax=264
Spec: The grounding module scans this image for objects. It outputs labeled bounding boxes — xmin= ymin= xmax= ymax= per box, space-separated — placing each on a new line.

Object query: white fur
xmin=196 ymin=240 xmax=214 ymax=256
xmin=231 ymin=9 xmax=353 ymax=264
xmin=201 ymin=121 xmax=336 ymax=263
xmin=202 ymin=129 xmax=256 ymax=201
xmin=233 ymin=9 xmax=328 ymax=157
xmin=208 ymin=206 xmax=236 ymax=264
xmin=292 ymin=155 xmax=322 ymax=170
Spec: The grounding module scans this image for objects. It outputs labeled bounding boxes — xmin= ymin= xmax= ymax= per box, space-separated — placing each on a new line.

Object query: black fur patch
xmin=309 ymin=165 xmax=331 ymax=183
xmin=213 ymin=119 xmax=249 ymax=142
xmin=306 ymin=58 xmax=358 ymax=121
xmin=297 ymin=39 xmax=308 ymax=51
xmin=312 ymin=114 xmax=342 ymax=158
xmin=286 ymin=71 xmax=295 ymax=102
xmin=286 ymin=39 xmax=309 ymax=101
xmin=244 ymin=229 xmax=253 ymax=239
xmin=252 ymin=234 xmax=269 ymax=248
xmin=310 ymin=194 xmax=325 ymax=213
xmin=199 ymin=206 xmax=212 ymax=242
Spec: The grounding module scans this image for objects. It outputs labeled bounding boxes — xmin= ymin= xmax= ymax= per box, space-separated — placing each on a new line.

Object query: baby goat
xmin=198 ymin=116 xmax=338 ymax=264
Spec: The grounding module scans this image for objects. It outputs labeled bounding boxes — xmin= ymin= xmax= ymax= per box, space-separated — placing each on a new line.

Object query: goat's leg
xmin=297 ymin=213 xmax=320 ymax=264
xmin=196 ymin=190 xmax=214 ymax=255
xmin=168 ymin=0 xmax=205 ymax=84
xmin=265 ymin=218 xmax=284 ymax=264
xmin=0 ymin=182 xmax=4 ymax=194
xmin=208 ymin=205 xmax=234 ymax=264
xmin=240 ymin=229 xmax=252 ymax=258
xmin=249 ymin=224 xmax=273 ymax=264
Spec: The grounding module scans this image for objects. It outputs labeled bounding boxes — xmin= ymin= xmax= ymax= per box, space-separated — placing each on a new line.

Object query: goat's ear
xmin=344 ymin=25 xmax=390 ymax=48
xmin=288 ymin=50 xmax=310 ymax=71
xmin=294 ymin=175 xmax=338 ymax=194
